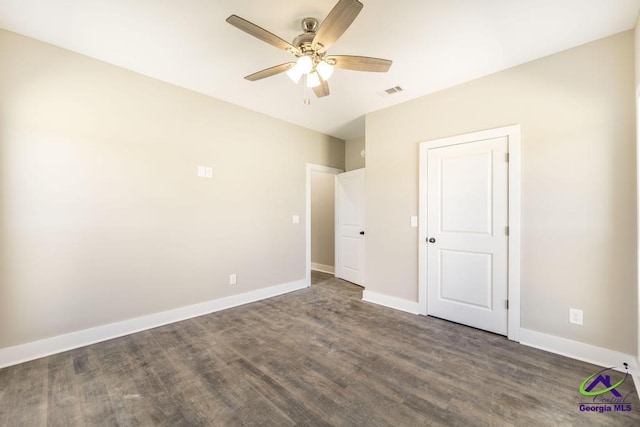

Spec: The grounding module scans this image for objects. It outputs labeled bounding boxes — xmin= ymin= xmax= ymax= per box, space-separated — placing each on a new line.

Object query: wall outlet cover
xmin=569 ymin=308 xmax=583 ymax=325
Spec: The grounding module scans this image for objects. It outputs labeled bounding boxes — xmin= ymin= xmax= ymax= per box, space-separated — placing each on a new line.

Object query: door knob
xmin=428 ymin=237 xmax=436 ymax=243
xmin=359 ymin=231 xmax=365 ymax=235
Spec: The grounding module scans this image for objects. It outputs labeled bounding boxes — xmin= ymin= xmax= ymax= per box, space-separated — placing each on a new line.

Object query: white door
xmin=426 ymin=137 xmax=509 ymax=335
xmin=335 ymin=169 xmax=365 ymax=285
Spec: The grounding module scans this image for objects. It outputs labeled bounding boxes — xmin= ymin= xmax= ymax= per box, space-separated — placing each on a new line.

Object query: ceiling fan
xmin=226 ymin=0 xmax=392 ymax=98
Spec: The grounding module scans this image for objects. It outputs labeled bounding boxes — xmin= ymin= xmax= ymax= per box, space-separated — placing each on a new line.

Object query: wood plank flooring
xmin=1 ymin=271 xmax=640 ymax=426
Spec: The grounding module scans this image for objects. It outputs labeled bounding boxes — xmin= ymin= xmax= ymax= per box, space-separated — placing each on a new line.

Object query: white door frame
xmin=636 ymin=86 xmax=640 ymax=363
xmin=306 ymin=163 xmax=343 ymax=287
xmin=418 ymin=125 xmax=522 ymax=341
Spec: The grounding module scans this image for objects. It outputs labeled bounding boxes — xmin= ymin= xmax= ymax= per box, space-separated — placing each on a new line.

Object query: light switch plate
xmin=410 ymin=216 xmax=418 ymax=227
xmin=292 ymin=215 xmax=300 ymax=224
xmin=197 ymin=166 xmax=205 ymax=177
xmin=205 ymin=167 xmax=213 ymax=178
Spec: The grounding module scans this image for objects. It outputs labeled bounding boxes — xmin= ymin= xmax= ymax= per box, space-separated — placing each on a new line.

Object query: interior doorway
xmin=305 ymin=164 xmax=342 ymax=286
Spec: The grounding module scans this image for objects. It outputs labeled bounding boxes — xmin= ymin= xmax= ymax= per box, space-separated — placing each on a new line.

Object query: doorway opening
xmin=305 ymin=164 xmax=342 ymax=287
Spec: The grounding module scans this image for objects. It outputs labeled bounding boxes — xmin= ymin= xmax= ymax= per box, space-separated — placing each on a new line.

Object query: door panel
xmin=439 ymin=250 xmax=492 ymax=309
xmin=427 ymin=136 xmax=508 ymax=335
xmin=336 ymin=169 xmax=365 ymax=285
xmin=341 ymin=238 xmax=360 ymax=271
xmin=441 ymin=152 xmax=492 ymax=234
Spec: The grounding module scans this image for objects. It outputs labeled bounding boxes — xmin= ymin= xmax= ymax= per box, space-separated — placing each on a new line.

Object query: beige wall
xmin=345 ymin=136 xmax=366 ymax=171
xmin=0 ymin=30 xmax=344 ymax=349
xmin=636 ymin=13 xmax=640 ymax=89
xmin=366 ymin=31 xmax=637 ymax=354
xmin=311 ymin=171 xmax=335 ymax=268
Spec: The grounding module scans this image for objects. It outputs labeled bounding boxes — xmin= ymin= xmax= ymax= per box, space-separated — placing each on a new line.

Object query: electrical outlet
xmin=229 ymin=273 xmax=237 ymax=285
xmin=569 ymin=308 xmax=583 ymax=325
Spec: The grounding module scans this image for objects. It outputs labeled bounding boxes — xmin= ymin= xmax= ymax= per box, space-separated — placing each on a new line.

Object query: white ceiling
xmin=1 ymin=0 xmax=639 ymax=140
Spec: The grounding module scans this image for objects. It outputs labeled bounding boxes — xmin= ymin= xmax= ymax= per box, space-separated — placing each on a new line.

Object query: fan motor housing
xmin=293 ymin=18 xmax=322 ymax=53
xmin=293 ymin=33 xmax=315 ymax=51
xmin=301 ymin=17 xmax=318 ymax=33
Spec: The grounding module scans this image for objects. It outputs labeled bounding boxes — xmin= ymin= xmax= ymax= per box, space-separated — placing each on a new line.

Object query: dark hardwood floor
xmin=1 ymin=271 xmax=639 ymax=426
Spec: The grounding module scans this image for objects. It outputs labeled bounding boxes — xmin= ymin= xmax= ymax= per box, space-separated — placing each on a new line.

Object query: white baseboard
xmin=635 ymin=357 xmax=640 ymax=395
xmin=362 ymin=290 xmax=420 ymax=315
xmin=520 ymin=329 xmax=639 ymax=388
xmin=0 ymin=279 xmax=308 ymax=369
xmin=311 ymin=263 xmax=335 ymax=274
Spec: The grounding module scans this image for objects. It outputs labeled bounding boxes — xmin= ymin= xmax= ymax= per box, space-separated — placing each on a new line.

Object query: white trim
xmin=362 ymin=290 xmax=420 ymax=315
xmin=0 ymin=279 xmax=307 ymax=369
xmin=311 ymin=263 xmax=335 ymax=274
xmin=418 ymin=124 xmax=522 ymax=341
xmin=636 ymin=86 xmax=640 ymax=372
xmin=306 ymin=164 xmax=343 ymax=287
xmin=334 ymin=175 xmax=340 ymax=279
xmin=507 ymin=127 xmax=522 ymax=342
xmin=635 ymin=357 xmax=640 ymax=395
xmin=520 ymin=329 xmax=639 ymax=383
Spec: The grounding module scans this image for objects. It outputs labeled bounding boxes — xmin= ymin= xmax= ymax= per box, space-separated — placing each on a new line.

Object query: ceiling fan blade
xmin=227 ymin=15 xmax=300 ymax=54
xmin=313 ymin=77 xmax=330 ymax=98
xmin=312 ymin=0 xmax=363 ymax=52
xmin=245 ymin=62 xmax=296 ymax=81
xmin=327 ymin=55 xmax=392 ymax=72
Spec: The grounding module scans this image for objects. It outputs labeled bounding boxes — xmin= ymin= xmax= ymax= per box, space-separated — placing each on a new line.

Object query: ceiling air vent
xmin=379 ymin=86 xmax=404 ymax=97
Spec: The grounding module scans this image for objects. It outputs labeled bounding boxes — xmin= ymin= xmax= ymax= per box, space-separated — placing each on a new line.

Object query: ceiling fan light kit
xmin=307 ymin=71 xmax=321 ymax=88
xmin=226 ymin=0 xmax=392 ymax=99
xmin=316 ymin=60 xmax=335 ymax=80
xmin=285 ymin=53 xmax=335 ymax=89
xmin=286 ymin=65 xmax=303 ymax=84
xmin=296 ymin=55 xmax=314 ymax=75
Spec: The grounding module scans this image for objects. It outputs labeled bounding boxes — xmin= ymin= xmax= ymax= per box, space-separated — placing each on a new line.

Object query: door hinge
xmin=505 ymin=153 xmax=510 ymax=162
xmin=505 ymin=299 xmax=509 ymax=310
xmin=505 ymin=226 xmax=509 ymax=236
